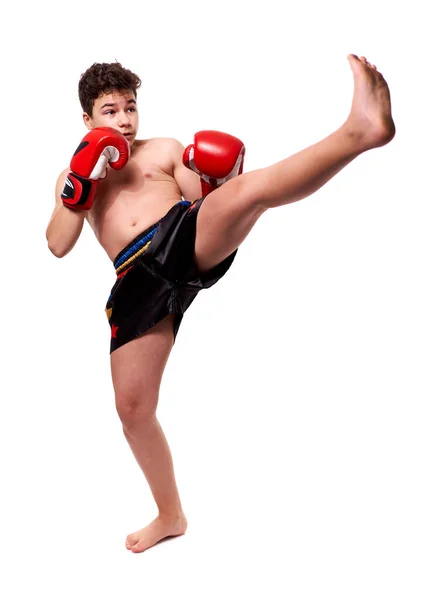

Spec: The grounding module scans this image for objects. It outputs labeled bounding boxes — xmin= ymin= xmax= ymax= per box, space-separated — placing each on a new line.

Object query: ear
xmin=82 ymin=112 xmax=93 ymax=130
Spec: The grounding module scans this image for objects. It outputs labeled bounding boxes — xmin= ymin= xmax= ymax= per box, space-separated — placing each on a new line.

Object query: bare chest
xmin=87 ymin=141 xmax=183 ymax=261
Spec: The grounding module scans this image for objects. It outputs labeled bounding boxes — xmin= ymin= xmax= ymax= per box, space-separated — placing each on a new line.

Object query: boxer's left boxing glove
xmin=183 ymin=130 xmax=245 ymax=196
xmin=61 ymin=127 xmax=129 ymax=211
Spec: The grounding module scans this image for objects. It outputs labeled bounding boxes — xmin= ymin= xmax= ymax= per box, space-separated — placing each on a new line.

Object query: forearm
xmin=46 ymin=204 xmax=86 ymax=258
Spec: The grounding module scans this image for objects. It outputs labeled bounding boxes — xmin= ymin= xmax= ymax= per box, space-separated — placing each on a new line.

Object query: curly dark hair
xmin=78 ymin=61 xmax=142 ymax=116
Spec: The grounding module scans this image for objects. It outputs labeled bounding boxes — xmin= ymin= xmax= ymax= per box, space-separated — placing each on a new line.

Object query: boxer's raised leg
xmin=111 ymin=314 xmax=187 ymax=554
xmin=194 ymin=55 xmax=395 ymax=273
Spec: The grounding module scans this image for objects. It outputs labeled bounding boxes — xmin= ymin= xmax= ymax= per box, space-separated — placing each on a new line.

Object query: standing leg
xmin=111 ymin=314 xmax=186 ymax=553
xmin=194 ymin=55 xmax=395 ymax=272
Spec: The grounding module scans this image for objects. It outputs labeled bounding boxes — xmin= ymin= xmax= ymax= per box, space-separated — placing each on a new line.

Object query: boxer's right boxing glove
xmin=61 ymin=127 xmax=130 ymax=211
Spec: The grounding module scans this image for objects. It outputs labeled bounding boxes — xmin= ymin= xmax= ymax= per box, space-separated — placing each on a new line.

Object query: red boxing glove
xmin=61 ymin=127 xmax=129 ymax=211
xmin=183 ymin=130 xmax=245 ymax=196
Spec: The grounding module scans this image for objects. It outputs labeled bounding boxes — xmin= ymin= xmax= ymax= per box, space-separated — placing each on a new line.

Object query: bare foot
xmin=346 ymin=54 xmax=395 ymax=150
xmin=125 ymin=513 xmax=188 ymax=554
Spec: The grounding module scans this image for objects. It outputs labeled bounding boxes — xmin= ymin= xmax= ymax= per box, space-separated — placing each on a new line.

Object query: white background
xmin=1 ymin=0 xmax=429 ymax=598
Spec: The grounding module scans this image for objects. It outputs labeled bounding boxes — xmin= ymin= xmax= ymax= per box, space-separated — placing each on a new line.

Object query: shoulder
xmin=158 ymin=138 xmax=185 ymax=163
xmin=149 ymin=137 xmax=184 ymax=151
xmin=142 ymin=137 xmax=185 ymax=165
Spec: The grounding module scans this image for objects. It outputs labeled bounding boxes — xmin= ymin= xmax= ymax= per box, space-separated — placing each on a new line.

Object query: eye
xmin=104 ymin=110 xmax=115 ymax=115
xmin=128 ymin=107 xmax=136 ymax=112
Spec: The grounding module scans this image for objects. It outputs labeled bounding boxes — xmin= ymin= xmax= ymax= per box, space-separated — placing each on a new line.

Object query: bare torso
xmin=87 ymin=138 xmax=184 ymax=261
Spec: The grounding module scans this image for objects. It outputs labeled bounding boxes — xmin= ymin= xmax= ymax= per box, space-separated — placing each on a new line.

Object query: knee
xmin=115 ymin=389 xmax=158 ymax=434
xmin=237 ymin=169 xmax=272 ymax=213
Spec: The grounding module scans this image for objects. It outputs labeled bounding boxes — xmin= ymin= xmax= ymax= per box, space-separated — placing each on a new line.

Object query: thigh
xmin=194 ymin=172 xmax=266 ymax=273
xmin=110 ymin=314 xmax=175 ymax=416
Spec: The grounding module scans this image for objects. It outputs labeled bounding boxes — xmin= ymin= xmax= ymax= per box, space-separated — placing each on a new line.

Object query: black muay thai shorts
xmin=105 ymin=197 xmax=237 ymax=353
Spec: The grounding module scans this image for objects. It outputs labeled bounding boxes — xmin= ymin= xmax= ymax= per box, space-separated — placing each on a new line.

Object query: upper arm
xmin=170 ymin=138 xmax=202 ymax=202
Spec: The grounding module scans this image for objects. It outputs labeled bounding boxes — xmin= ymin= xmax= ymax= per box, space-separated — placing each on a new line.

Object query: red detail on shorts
xmin=117 ymin=265 xmax=133 ymax=280
xmin=111 ymin=323 xmax=119 ymax=339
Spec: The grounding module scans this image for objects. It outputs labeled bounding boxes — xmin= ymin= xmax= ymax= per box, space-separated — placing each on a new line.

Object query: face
xmin=83 ymin=89 xmax=139 ymax=147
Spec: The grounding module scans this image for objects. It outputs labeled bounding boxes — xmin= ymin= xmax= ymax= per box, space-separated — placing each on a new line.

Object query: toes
xmin=131 ymin=541 xmax=145 ymax=553
xmin=126 ymin=534 xmax=138 ymax=549
xmin=349 ymin=55 xmax=375 ymax=72
xmin=356 ymin=55 xmax=382 ymax=78
xmin=358 ymin=56 xmax=375 ymax=70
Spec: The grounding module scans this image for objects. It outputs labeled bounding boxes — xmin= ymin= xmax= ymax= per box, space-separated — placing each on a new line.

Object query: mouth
xmin=123 ymin=133 xmax=133 ymax=138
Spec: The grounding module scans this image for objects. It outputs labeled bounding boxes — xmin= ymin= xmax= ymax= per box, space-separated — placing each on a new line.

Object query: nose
xmin=117 ymin=111 xmax=132 ymax=129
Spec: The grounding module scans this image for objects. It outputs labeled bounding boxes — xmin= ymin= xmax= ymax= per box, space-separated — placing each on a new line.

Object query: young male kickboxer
xmin=46 ymin=54 xmax=395 ymax=553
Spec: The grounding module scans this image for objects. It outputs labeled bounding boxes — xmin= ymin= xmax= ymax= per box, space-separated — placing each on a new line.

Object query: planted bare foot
xmin=125 ymin=513 xmax=188 ymax=554
xmin=346 ymin=54 xmax=395 ymax=150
